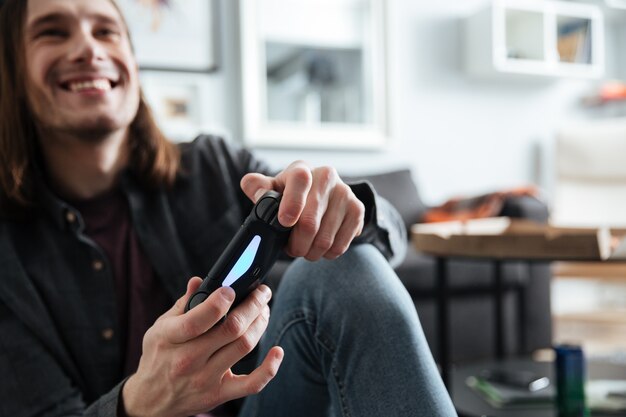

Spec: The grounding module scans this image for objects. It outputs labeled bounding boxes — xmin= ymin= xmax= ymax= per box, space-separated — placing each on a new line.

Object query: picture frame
xmin=140 ymin=71 xmax=215 ymax=142
xmin=240 ymin=0 xmax=388 ymax=150
xmin=116 ymin=0 xmax=219 ymax=72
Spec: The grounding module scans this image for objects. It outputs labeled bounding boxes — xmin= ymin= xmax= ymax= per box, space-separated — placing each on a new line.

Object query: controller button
xmin=255 ymin=196 xmax=278 ymax=222
xmin=188 ymin=292 xmax=209 ymax=310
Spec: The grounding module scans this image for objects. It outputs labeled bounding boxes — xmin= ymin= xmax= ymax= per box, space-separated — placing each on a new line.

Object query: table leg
xmin=494 ymin=260 xmax=505 ymax=359
xmin=516 ymin=262 xmax=530 ymax=354
xmin=436 ymin=257 xmax=451 ymax=389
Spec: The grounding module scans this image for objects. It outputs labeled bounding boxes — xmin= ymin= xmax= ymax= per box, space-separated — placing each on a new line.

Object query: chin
xmin=66 ymin=116 xmax=131 ymax=141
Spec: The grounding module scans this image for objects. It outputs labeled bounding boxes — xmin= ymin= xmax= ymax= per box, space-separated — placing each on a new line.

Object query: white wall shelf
xmin=465 ymin=0 xmax=605 ymax=79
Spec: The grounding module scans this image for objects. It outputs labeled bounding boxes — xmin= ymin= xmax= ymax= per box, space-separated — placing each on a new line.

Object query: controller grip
xmin=185 ymin=191 xmax=290 ymax=313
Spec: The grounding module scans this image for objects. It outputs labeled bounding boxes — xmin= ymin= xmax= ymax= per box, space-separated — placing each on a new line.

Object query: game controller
xmin=185 ymin=190 xmax=292 ymax=313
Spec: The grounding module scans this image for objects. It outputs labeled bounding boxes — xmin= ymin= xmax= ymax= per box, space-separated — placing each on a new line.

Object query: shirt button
xmin=65 ymin=211 xmax=76 ymax=224
xmin=92 ymin=259 xmax=104 ymax=271
xmin=101 ymin=328 xmax=114 ymax=341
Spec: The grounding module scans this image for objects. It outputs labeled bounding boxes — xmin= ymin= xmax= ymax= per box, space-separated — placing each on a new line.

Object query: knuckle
xmin=170 ymin=354 xmax=194 ymax=377
xmin=313 ymin=234 xmax=334 ymax=252
xmin=223 ymin=313 xmax=246 ymax=338
xmin=351 ymin=199 xmax=365 ymax=218
xmin=315 ymin=166 xmax=337 ymax=187
xmin=291 ymin=164 xmax=313 ymax=186
xmin=237 ymin=333 xmax=257 ymax=355
xmin=336 ymin=182 xmax=352 ymax=199
xmin=180 ymin=319 xmax=199 ymax=340
xmin=207 ymin=302 xmax=226 ymax=322
xmin=298 ymin=215 xmax=319 ymax=235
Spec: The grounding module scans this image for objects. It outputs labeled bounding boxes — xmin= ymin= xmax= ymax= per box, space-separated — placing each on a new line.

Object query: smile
xmin=59 ymin=77 xmax=119 ymax=93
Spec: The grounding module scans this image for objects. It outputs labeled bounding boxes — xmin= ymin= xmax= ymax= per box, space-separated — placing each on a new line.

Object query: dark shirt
xmin=0 ymin=135 xmax=407 ymax=417
xmin=72 ymin=188 xmax=172 ymax=378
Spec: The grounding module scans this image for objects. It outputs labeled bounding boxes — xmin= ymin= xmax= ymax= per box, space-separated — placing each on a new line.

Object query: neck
xmin=38 ymin=127 xmax=130 ymax=201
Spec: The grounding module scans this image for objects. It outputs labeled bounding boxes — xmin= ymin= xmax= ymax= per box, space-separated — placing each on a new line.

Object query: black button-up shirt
xmin=0 ymin=135 xmax=407 ymax=417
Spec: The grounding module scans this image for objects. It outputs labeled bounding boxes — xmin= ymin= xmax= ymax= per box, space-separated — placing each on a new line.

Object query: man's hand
xmin=241 ymin=161 xmax=365 ymax=261
xmin=122 ymin=278 xmax=284 ymax=417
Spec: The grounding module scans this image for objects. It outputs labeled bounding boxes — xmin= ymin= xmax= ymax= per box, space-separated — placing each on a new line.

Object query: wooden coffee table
xmin=410 ymin=218 xmax=626 ymax=389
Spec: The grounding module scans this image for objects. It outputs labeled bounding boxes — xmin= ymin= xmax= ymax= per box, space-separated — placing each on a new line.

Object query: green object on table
xmin=465 ymin=375 xmax=554 ymax=409
xmin=554 ymin=344 xmax=590 ymax=417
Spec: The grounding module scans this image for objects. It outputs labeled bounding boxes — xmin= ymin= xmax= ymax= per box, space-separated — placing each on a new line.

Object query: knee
xmin=277 ymin=244 xmax=414 ymax=318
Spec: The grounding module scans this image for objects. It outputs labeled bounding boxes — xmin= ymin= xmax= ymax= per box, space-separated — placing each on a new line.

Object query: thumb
xmin=241 ymin=173 xmax=278 ymax=203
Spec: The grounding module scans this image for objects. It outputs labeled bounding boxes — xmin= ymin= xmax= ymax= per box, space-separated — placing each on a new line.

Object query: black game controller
xmin=185 ymin=190 xmax=292 ymax=313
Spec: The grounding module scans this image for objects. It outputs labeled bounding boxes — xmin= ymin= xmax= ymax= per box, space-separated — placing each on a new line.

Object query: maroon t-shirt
xmin=73 ymin=188 xmax=172 ymax=377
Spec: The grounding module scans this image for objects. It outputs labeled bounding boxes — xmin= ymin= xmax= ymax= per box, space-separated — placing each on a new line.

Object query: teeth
xmin=68 ymin=79 xmax=112 ymax=92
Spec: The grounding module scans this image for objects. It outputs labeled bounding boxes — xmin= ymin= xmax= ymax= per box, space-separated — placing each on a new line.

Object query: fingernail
xmin=279 ymin=213 xmax=295 ymax=226
xmin=221 ymin=287 xmax=235 ymax=302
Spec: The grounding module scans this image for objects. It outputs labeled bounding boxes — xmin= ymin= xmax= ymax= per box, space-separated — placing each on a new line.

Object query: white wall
xmin=166 ymin=0 xmax=625 ymax=206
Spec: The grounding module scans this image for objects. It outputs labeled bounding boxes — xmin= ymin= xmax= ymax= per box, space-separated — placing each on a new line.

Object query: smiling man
xmin=0 ymin=0 xmax=456 ymax=416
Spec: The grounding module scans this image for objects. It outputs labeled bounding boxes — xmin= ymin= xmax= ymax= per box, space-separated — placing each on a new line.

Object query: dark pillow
xmin=344 ymin=169 xmax=426 ymax=230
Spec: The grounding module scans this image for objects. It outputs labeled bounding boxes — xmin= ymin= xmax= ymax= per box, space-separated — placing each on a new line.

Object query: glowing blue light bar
xmin=222 ymin=235 xmax=261 ymax=287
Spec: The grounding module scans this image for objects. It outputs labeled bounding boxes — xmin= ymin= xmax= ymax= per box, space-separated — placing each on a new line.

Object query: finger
xmin=301 ymin=190 xmax=345 ymax=261
xmin=284 ymin=166 xmax=338 ymax=257
xmin=208 ymin=304 xmax=271 ymax=375
xmin=219 ymin=346 xmax=284 ymax=401
xmin=324 ymin=218 xmax=358 ymax=260
xmin=286 ymin=171 xmax=336 ymax=258
xmin=240 ymin=173 xmax=278 ymax=203
xmin=163 ymin=285 xmax=236 ymax=344
xmin=275 ymin=161 xmax=312 ymax=227
xmin=297 ymin=180 xmax=345 ymax=261
xmin=160 ymin=276 xmax=204 ymax=319
xmin=324 ymin=195 xmax=365 ymax=259
xmin=214 ymin=285 xmax=272 ymax=346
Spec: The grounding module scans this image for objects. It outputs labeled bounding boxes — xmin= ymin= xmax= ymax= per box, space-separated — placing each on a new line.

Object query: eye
xmin=37 ymin=28 xmax=68 ymax=39
xmin=94 ymin=27 xmax=121 ymax=39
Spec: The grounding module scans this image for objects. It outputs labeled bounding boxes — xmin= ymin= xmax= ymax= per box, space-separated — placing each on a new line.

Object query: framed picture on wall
xmin=240 ymin=0 xmax=388 ymax=150
xmin=140 ymin=71 xmax=213 ymax=142
xmin=116 ymin=0 xmax=219 ymax=72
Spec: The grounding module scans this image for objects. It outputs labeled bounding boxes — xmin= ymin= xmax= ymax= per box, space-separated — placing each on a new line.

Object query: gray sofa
xmin=268 ymin=169 xmax=552 ymax=365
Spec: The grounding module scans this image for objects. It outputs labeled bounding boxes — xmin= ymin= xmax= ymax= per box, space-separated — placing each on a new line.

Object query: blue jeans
xmin=238 ymin=244 xmax=457 ymax=417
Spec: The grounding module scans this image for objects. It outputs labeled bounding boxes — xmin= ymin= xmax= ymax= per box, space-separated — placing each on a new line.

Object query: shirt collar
xmin=34 ymin=167 xmax=133 ymax=232
xmin=35 ymin=178 xmax=82 ymax=232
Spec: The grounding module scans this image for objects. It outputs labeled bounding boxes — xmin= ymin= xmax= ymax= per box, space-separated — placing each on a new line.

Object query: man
xmin=0 ymin=0 xmax=456 ymax=416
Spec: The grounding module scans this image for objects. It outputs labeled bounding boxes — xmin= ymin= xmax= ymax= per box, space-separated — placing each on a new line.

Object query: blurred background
xmin=118 ymin=0 xmax=626 ymax=359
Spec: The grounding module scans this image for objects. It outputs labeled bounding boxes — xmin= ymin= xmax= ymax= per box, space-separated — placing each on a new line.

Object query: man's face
xmin=24 ymin=0 xmax=140 ymax=138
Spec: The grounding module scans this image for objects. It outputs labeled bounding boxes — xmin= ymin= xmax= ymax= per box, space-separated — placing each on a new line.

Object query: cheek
xmin=25 ymin=48 xmax=54 ymax=93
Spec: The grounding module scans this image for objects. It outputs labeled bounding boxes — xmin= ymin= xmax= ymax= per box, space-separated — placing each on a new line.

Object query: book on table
xmin=465 ymin=375 xmax=554 ymax=409
xmin=466 ymin=375 xmax=626 ymax=413
xmin=411 ymin=217 xmax=626 ymax=261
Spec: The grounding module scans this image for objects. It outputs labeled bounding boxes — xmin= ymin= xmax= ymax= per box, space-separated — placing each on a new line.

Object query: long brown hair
xmin=0 ymin=0 xmax=180 ymax=214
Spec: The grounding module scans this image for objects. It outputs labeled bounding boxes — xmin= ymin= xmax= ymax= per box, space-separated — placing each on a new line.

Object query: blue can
xmin=554 ymin=344 xmax=589 ymax=417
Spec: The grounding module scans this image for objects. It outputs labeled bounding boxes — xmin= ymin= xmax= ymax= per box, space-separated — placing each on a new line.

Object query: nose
xmin=67 ymin=24 xmax=105 ymax=64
